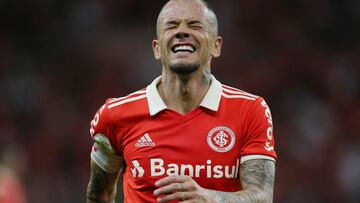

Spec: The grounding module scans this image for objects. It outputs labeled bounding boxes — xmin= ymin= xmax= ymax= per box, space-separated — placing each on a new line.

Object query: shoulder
xmin=107 ymin=88 xmax=147 ymax=109
xmin=219 ymin=84 xmax=269 ymax=117
xmin=221 ymin=84 xmax=261 ymax=103
xmin=103 ymin=88 xmax=149 ymax=119
xmin=90 ymin=88 xmax=148 ymax=137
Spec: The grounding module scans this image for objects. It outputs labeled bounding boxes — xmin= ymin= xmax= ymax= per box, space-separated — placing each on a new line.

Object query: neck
xmin=158 ymin=68 xmax=211 ymax=115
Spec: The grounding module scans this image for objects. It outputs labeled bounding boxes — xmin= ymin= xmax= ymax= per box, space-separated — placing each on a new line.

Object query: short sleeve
xmin=240 ymin=97 xmax=277 ymax=164
xmin=90 ymin=99 xmax=110 ymax=138
xmin=90 ymin=99 xmax=118 ymax=148
xmin=89 ymin=99 xmax=123 ymax=173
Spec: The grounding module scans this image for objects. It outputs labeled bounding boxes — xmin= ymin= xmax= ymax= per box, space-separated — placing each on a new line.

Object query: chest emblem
xmin=207 ymin=126 xmax=236 ymax=153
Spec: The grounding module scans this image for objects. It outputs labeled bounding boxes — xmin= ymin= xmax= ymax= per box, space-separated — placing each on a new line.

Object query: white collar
xmin=146 ymin=75 xmax=222 ymax=116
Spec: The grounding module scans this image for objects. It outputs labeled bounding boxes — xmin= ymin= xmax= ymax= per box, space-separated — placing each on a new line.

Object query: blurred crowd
xmin=0 ymin=0 xmax=359 ymax=202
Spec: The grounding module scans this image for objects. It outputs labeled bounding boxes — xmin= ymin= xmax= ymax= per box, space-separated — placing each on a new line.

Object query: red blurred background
xmin=0 ymin=0 xmax=359 ymax=202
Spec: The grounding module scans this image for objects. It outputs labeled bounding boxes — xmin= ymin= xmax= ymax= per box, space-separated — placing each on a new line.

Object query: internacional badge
xmin=207 ymin=126 xmax=236 ymax=153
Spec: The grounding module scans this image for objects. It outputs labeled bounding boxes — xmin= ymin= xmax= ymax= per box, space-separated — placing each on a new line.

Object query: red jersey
xmin=90 ymin=75 xmax=277 ymax=202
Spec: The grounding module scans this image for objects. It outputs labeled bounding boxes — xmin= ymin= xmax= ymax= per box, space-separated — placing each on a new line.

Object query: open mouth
xmin=171 ymin=44 xmax=196 ymax=53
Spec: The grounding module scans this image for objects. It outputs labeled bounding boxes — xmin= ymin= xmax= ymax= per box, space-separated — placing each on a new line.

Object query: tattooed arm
xmin=86 ymin=134 xmax=124 ymax=203
xmin=213 ymin=159 xmax=275 ymax=203
xmin=86 ymin=160 xmax=122 ymax=203
xmin=154 ymin=159 xmax=275 ymax=203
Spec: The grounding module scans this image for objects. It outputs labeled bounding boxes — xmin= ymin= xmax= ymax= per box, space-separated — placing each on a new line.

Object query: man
xmin=87 ymin=0 xmax=277 ymax=202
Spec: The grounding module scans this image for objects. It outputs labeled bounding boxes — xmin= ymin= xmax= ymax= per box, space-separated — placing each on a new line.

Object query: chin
xmin=169 ymin=62 xmax=200 ymax=75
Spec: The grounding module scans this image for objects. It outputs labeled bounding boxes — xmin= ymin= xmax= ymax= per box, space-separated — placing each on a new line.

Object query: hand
xmin=154 ymin=175 xmax=215 ymax=203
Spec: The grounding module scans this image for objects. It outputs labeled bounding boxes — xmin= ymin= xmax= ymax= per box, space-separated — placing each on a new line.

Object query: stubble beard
xmin=169 ymin=62 xmax=200 ymax=75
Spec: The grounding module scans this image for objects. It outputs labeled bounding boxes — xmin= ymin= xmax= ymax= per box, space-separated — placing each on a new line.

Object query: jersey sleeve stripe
xmin=222 ymin=84 xmax=245 ymax=92
xmin=240 ymin=154 xmax=276 ymax=164
xmin=222 ymin=88 xmax=258 ymax=99
xmin=222 ymin=85 xmax=258 ymax=98
xmin=108 ymin=94 xmax=147 ymax=109
xmin=108 ymin=89 xmax=147 ymax=104
xmin=222 ymin=93 xmax=256 ymax=100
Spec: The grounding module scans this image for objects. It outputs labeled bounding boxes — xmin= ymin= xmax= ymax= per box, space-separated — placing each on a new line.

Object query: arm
xmin=86 ymin=160 xmax=122 ymax=203
xmin=213 ymin=159 xmax=275 ymax=203
xmin=86 ymin=134 xmax=125 ymax=203
xmin=154 ymin=159 xmax=275 ymax=203
xmin=88 ymin=100 xmax=125 ymax=203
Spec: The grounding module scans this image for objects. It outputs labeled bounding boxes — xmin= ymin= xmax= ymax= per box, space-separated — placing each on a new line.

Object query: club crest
xmin=207 ymin=126 xmax=236 ymax=153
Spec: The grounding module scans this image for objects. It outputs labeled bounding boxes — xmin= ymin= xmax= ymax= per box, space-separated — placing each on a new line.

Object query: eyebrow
xmin=165 ymin=20 xmax=180 ymax=26
xmin=188 ymin=20 xmax=202 ymax=25
xmin=164 ymin=19 xmax=203 ymax=26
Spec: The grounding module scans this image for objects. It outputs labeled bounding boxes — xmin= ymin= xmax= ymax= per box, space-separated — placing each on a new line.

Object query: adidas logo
xmin=135 ymin=133 xmax=155 ymax=147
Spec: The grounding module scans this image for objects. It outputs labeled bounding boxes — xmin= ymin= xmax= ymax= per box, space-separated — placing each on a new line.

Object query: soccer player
xmin=86 ymin=0 xmax=277 ymax=202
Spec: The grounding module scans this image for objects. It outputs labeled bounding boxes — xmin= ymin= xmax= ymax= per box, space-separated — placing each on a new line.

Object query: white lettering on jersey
xmin=261 ymin=100 xmax=274 ymax=151
xmin=150 ymin=158 xmax=165 ymax=176
xmin=132 ymin=158 xmax=240 ymax=179
xmin=90 ymin=104 xmax=106 ymax=136
xmin=131 ymin=160 xmax=145 ymax=177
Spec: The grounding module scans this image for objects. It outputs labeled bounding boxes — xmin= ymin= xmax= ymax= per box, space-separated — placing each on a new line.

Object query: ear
xmin=211 ymin=36 xmax=223 ymax=58
xmin=152 ymin=39 xmax=161 ymax=60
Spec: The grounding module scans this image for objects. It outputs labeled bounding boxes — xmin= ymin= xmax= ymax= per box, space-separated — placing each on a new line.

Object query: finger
xmin=154 ymin=182 xmax=187 ymax=196
xmin=155 ymin=175 xmax=190 ymax=187
xmin=157 ymin=191 xmax=195 ymax=203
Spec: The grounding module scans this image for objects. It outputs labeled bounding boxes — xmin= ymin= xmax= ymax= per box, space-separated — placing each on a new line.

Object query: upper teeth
xmin=174 ymin=45 xmax=194 ymax=52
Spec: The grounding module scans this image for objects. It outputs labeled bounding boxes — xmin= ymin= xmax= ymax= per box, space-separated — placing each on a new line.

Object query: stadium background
xmin=0 ymin=0 xmax=359 ymax=202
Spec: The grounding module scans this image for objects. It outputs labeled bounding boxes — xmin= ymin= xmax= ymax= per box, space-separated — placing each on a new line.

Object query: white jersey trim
xmin=199 ymin=75 xmax=222 ymax=112
xmin=222 ymin=87 xmax=258 ymax=99
xmin=108 ymin=89 xmax=146 ymax=104
xmin=146 ymin=75 xmax=223 ymax=116
xmin=222 ymin=93 xmax=256 ymax=100
xmin=108 ymin=94 xmax=146 ymax=109
xmin=222 ymin=85 xmax=258 ymax=98
xmin=146 ymin=76 xmax=168 ymax=116
xmin=240 ymin=154 xmax=276 ymax=164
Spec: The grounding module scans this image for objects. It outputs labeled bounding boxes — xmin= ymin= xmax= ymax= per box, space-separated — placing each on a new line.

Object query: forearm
xmin=212 ymin=188 xmax=272 ymax=203
xmin=86 ymin=184 xmax=116 ymax=203
xmin=211 ymin=159 xmax=275 ymax=203
xmin=86 ymin=160 xmax=119 ymax=203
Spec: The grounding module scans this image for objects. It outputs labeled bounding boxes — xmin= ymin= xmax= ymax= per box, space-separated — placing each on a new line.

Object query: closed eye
xmin=165 ymin=20 xmax=179 ymax=30
xmin=188 ymin=21 xmax=204 ymax=30
xmin=190 ymin=25 xmax=203 ymax=30
xmin=164 ymin=25 xmax=177 ymax=30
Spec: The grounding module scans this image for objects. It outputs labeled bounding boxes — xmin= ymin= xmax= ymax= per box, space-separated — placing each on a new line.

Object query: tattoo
xmin=91 ymin=164 xmax=107 ymax=192
xmin=87 ymin=160 xmax=121 ymax=203
xmin=214 ymin=191 xmax=243 ymax=202
xmin=87 ymin=162 xmax=107 ymax=201
xmin=240 ymin=159 xmax=275 ymax=190
xmin=213 ymin=160 xmax=275 ymax=203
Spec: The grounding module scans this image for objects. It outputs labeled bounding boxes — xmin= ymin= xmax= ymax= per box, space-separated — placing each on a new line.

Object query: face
xmin=153 ymin=0 xmax=222 ymax=75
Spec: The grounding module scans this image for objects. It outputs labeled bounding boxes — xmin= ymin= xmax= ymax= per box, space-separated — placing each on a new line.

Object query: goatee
xmin=169 ymin=63 xmax=200 ymax=75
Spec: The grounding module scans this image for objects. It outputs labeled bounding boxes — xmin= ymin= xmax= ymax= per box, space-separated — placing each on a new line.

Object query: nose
xmin=175 ymin=32 xmax=190 ymax=39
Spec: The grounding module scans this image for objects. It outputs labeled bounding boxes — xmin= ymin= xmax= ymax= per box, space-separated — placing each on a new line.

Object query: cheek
xmin=201 ymin=38 xmax=213 ymax=56
xmin=159 ymin=36 xmax=172 ymax=55
xmin=197 ymin=33 xmax=212 ymax=52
